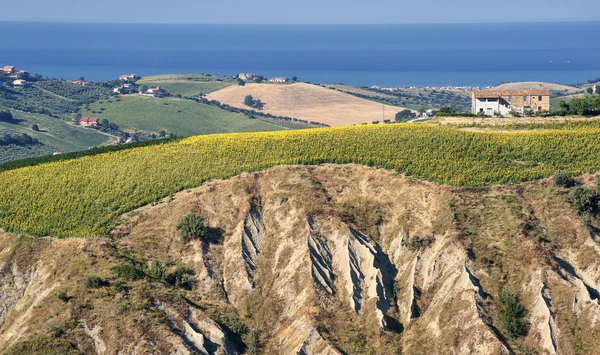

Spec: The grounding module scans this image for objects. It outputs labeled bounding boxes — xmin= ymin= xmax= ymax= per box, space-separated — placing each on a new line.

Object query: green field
xmin=137 ymin=81 xmax=234 ymax=97
xmin=0 ymin=109 xmax=113 ymax=163
xmin=137 ymin=74 xmax=235 ymax=96
xmin=3 ymin=122 xmax=600 ymax=237
xmin=80 ymin=95 xmax=288 ymax=136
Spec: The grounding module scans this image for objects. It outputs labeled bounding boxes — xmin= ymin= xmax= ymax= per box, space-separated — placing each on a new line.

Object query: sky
xmin=2 ymin=0 xmax=599 ymax=24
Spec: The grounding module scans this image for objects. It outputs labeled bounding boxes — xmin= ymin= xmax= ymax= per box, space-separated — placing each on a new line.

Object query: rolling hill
xmin=137 ymin=74 xmax=235 ymax=97
xmin=206 ymin=83 xmax=414 ymax=126
xmin=79 ymin=95 xmax=290 ymax=136
xmin=2 ymin=120 xmax=600 ymax=354
xmin=0 ymin=109 xmax=114 ymax=163
xmin=1 ymin=163 xmax=600 ymax=354
xmin=494 ymin=81 xmax=582 ymax=93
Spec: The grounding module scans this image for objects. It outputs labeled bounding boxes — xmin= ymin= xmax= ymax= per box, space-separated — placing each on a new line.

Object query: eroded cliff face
xmin=1 ymin=165 xmax=600 ymax=354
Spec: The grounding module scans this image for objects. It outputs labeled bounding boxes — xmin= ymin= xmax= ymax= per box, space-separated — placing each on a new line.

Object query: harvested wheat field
xmin=494 ymin=81 xmax=581 ymax=93
xmin=206 ymin=82 xmax=413 ymax=126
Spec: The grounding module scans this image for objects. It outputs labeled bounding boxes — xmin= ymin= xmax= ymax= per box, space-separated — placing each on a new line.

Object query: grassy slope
xmin=3 ymin=122 xmax=600 ymax=237
xmin=327 ymin=84 xmax=471 ymax=110
xmin=4 ymin=111 xmax=112 ymax=150
xmin=137 ymin=74 xmax=235 ymax=96
xmin=79 ymin=95 xmax=288 ymax=136
xmin=137 ymin=81 xmax=234 ymax=96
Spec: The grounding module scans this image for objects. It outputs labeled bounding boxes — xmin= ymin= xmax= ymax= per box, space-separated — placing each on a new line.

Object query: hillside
xmin=137 ymin=74 xmax=235 ymax=97
xmin=0 ymin=109 xmax=114 ymax=163
xmin=494 ymin=81 xmax=581 ymax=93
xmin=1 ymin=165 xmax=600 ymax=354
xmin=3 ymin=122 xmax=600 ymax=237
xmin=326 ymin=84 xmax=472 ymax=111
xmin=205 ymin=83 xmax=412 ymax=126
xmin=79 ymin=95 xmax=290 ymax=136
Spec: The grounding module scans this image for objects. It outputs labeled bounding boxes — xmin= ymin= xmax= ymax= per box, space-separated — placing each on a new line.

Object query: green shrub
xmin=554 ymin=172 xmax=575 ymax=188
xmin=148 ymin=260 xmax=168 ymax=280
xmin=176 ymin=212 xmax=206 ymax=242
xmin=570 ymin=186 xmax=596 ymax=215
xmin=498 ymin=289 xmax=526 ymax=338
xmin=245 ymin=330 xmax=260 ymax=355
xmin=57 ymin=291 xmax=70 ymax=303
xmin=111 ymin=263 xmax=144 ymax=280
xmin=4 ymin=334 xmax=80 ymax=355
xmin=407 ymin=236 xmax=424 ymax=251
xmin=84 ymin=275 xmax=107 ymax=289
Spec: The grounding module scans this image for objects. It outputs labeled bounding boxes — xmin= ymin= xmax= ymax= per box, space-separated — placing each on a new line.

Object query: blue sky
xmin=3 ymin=0 xmax=599 ymax=24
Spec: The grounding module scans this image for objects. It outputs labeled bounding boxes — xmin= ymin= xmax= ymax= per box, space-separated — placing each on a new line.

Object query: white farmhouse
xmin=472 ymin=89 xmax=550 ymax=116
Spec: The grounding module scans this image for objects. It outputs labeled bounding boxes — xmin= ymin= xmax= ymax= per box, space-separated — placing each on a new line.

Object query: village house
xmin=119 ymin=74 xmax=136 ymax=80
xmin=238 ymin=73 xmax=256 ymax=81
xmin=13 ymin=79 xmax=27 ymax=86
xmin=15 ymin=70 xmax=29 ymax=79
xmin=79 ymin=117 xmax=100 ymax=127
xmin=146 ymin=87 xmax=164 ymax=95
xmin=472 ymin=89 xmax=550 ymax=116
xmin=269 ymin=77 xmax=289 ymax=83
xmin=69 ymin=79 xmax=89 ymax=86
xmin=3 ymin=66 xmax=16 ymax=74
xmin=113 ymin=83 xmax=133 ymax=93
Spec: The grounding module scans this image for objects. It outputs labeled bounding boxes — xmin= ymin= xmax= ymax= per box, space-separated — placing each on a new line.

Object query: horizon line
xmin=1 ymin=19 xmax=599 ymax=26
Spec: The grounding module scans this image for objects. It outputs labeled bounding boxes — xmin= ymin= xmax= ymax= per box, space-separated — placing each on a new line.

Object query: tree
xmin=0 ymin=110 xmax=13 ymax=122
xmin=395 ymin=109 xmax=416 ymax=122
xmin=237 ymin=78 xmax=246 ymax=86
xmin=31 ymin=124 xmax=40 ymax=131
xmin=244 ymin=95 xmax=254 ymax=106
xmin=177 ymin=212 xmax=206 ymax=243
xmin=291 ymin=76 xmax=298 ymax=82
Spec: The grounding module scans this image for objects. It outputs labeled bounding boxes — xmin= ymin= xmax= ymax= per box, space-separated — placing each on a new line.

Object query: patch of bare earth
xmin=1 ymin=166 xmax=600 ymax=354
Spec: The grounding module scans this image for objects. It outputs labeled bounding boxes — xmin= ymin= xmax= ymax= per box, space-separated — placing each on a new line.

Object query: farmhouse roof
xmin=80 ymin=117 xmax=99 ymax=124
xmin=473 ymin=89 xmax=550 ymax=98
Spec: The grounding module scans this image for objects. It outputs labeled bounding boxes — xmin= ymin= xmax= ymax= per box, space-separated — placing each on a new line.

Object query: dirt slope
xmin=1 ymin=165 xmax=600 ymax=354
xmin=205 ymin=83 xmax=411 ymax=126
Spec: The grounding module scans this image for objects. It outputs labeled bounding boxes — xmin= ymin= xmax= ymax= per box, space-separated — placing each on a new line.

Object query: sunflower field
xmin=2 ymin=123 xmax=600 ymax=238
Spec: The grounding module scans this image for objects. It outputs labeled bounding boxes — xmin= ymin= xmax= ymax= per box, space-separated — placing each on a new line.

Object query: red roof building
xmin=80 ymin=117 xmax=99 ymax=127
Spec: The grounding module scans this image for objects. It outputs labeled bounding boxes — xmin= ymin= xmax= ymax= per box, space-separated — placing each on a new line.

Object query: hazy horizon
xmin=3 ymin=0 xmax=599 ymax=25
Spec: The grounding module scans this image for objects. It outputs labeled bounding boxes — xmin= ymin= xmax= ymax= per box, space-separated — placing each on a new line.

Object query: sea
xmin=1 ymin=21 xmax=599 ymax=87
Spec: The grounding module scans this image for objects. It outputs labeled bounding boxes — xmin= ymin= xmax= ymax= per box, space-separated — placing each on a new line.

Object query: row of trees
xmin=557 ymin=95 xmax=600 ymax=116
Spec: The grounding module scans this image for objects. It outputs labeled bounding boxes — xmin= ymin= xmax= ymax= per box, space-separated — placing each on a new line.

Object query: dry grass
xmin=494 ymin=81 xmax=581 ymax=93
xmin=434 ymin=116 xmax=600 ymax=126
xmin=205 ymin=83 xmax=411 ymax=126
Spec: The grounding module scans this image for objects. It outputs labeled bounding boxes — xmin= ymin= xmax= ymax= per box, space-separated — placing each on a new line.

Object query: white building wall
xmin=473 ymin=98 xmax=511 ymax=116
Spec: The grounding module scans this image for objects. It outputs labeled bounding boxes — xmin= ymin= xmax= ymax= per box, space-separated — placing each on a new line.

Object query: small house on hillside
xmin=3 ymin=66 xmax=16 ymax=74
xmin=269 ymin=77 xmax=289 ymax=83
xmin=13 ymin=79 xmax=27 ymax=86
xmin=69 ymin=79 xmax=89 ymax=86
xmin=472 ymin=89 xmax=550 ymax=116
xmin=15 ymin=70 xmax=29 ymax=79
xmin=119 ymin=74 xmax=136 ymax=80
xmin=80 ymin=117 xmax=99 ymax=127
xmin=147 ymin=87 xmax=165 ymax=95
xmin=238 ymin=73 xmax=256 ymax=81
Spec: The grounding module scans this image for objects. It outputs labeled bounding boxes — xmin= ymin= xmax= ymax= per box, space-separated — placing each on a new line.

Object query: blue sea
xmin=1 ymin=21 xmax=599 ymax=87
